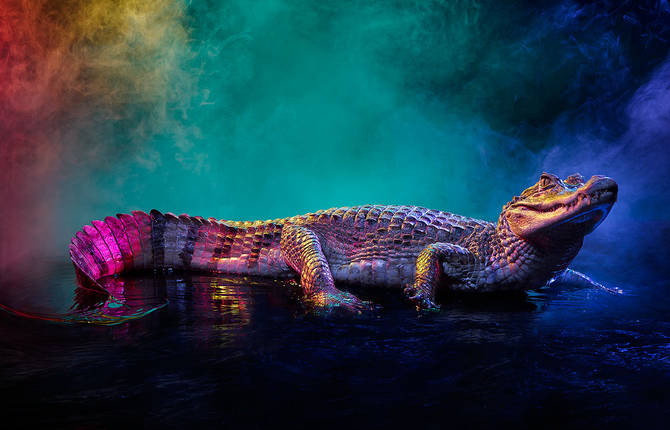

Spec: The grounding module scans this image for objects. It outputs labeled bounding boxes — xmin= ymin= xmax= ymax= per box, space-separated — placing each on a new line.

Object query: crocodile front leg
xmin=280 ymin=225 xmax=372 ymax=313
xmin=404 ymin=243 xmax=476 ymax=310
xmin=550 ymin=269 xmax=623 ymax=295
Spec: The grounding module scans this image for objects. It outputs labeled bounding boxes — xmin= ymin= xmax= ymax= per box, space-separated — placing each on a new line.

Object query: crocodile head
xmin=503 ymin=172 xmax=617 ymax=244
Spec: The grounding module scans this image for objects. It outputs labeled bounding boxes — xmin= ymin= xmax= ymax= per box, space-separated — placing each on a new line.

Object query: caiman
xmin=69 ymin=172 xmax=618 ymax=312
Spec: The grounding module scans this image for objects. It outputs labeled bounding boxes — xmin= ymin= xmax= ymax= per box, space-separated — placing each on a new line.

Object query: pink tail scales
xmin=68 ymin=210 xmax=288 ymax=287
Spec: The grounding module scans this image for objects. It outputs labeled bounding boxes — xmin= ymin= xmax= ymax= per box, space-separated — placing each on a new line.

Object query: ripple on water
xmin=0 ymin=259 xmax=669 ymax=427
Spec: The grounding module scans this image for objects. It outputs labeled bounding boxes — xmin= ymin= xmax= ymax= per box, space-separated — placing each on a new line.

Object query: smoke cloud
xmin=1 ymin=0 xmax=668 ymax=290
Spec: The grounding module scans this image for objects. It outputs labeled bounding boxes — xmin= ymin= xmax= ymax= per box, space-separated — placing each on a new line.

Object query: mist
xmin=1 ymin=0 xmax=669 ymax=288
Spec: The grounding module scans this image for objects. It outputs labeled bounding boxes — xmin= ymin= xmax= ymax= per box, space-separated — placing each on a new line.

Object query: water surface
xmin=1 ymin=258 xmax=669 ymax=429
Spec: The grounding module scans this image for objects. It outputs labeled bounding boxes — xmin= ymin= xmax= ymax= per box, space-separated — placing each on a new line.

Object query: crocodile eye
xmin=539 ymin=176 xmax=553 ymax=189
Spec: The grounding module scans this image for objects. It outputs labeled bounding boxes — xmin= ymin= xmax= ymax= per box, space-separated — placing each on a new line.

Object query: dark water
xmin=1 ymin=259 xmax=669 ymax=429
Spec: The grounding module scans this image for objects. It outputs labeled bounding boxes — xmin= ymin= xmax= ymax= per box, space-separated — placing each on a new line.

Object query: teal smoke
xmin=10 ymin=1 xmax=669 ymax=277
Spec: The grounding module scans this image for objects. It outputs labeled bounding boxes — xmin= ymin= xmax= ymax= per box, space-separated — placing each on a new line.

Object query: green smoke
xmin=53 ymin=0 xmax=668 ymax=263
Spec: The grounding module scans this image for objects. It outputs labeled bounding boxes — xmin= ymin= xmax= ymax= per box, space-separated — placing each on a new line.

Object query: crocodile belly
xmin=331 ymin=258 xmax=416 ymax=288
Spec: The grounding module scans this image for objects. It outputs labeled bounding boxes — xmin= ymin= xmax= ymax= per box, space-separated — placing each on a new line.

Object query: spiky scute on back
xmin=70 ymin=205 xmax=495 ymax=285
xmin=69 ymin=204 xmax=580 ymax=292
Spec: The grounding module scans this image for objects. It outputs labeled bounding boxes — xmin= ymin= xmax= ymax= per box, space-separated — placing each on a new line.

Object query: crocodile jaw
xmin=504 ymin=175 xmax=617 ymax=241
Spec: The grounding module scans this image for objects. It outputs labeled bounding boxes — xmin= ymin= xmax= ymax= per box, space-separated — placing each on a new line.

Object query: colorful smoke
xmin=1 ymin=0 xmax=669 ymax=286
xmin=0 ymin=0 xmax=192 ymax=264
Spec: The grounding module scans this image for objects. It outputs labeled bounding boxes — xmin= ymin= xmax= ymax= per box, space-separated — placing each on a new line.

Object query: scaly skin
xmin=69 ymin=172 xmax=618 ymax=312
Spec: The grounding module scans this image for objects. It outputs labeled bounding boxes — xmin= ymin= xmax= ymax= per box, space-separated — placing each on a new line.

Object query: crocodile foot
xmin=403 ymin=284 xmax=441 ymax=311
xmin=305 ymin=289 xmax=378 ymax=314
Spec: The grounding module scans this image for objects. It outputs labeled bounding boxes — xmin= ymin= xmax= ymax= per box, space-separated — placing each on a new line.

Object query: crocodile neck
xmin=484 ymin=212 xmax=583 ymax=290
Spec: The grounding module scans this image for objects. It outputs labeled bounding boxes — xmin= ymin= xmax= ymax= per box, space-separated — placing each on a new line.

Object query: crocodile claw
xmin=409 ymin=293 xmax=441 ymax=311
xmin=403 ymin=285 xmax=440 ymax=311
xmin=306 ymin=289 xmax=378 ymax=314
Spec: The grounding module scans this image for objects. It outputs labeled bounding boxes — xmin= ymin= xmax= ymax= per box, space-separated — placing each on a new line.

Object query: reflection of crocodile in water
xmin=69 ymin=172 xmax=617 ymax=313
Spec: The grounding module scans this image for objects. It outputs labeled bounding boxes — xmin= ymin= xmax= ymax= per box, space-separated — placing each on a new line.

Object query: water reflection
xmin=0 ymin=267 xmax=168 ymax=325
xmin=0 ymin=259 xmax=667 ymax=364
xmin=1 ymin=260 xmax=669 ymax=428
xmin=0 ymin=260 xmax=302 ymax=325
xmin=0 ymin=259 xmax=637 ymax=328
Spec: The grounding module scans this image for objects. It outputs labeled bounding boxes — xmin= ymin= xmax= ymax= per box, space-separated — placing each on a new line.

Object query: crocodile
xmin=69 ymin=172 xmax=617 ymax=312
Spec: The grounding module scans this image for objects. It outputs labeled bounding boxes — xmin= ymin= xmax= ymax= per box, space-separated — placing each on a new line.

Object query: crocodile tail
xmin=68 ymin=209 xmax=227 ymax=284
xmin=3 ymin=209 xmax=247 ymax=326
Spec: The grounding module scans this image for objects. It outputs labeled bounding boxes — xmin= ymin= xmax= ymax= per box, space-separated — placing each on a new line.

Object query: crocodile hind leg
xmin=404 ymin=243 xmax=476 ymax=310
xmin=280 ymin=225 xmax=372 ymax=313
